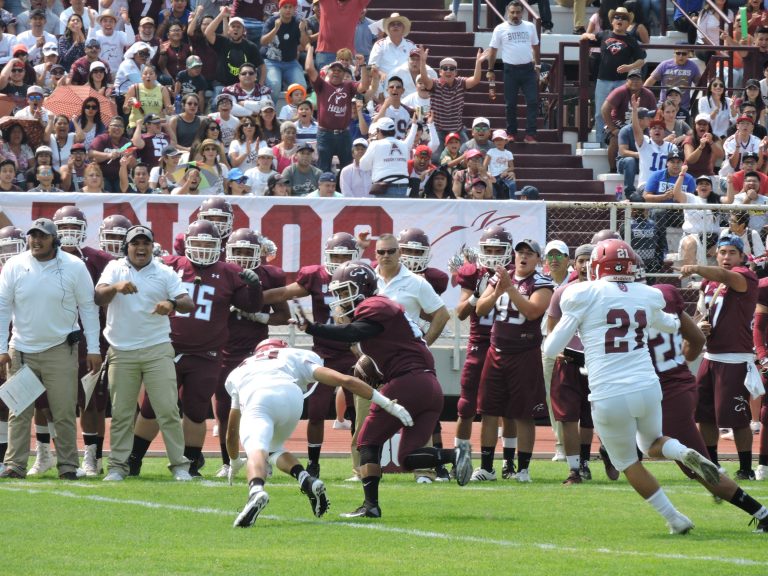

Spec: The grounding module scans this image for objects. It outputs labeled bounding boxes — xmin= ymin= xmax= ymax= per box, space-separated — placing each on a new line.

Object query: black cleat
xmin=306 ymin=461 xmax=320 ymax=478
xmin=599 ymin=445 xmax=619 ymax=481
xmin=233 ymin=489 xmax=269 ymax=528
xmin=340 ymin=504 xmax=381 ymax=519
xmin=736 ymin=469 xmax=756 ymax=481
xmin=127 ymin=454 xmax=142 ymax=477
xmin=59 ymin=471 xmax=78 ymax=480
xmin=750 ymin=516 xmax=768 ymax=533
xmin=501 ymin=461 xmax=516 ymax=479
xmin=301 ymin=476 xmax=330 ymax=517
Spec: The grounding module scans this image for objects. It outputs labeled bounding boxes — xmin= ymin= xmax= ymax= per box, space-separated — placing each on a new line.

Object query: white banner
xmin=0 ymin=193 xmax=546 ymax=307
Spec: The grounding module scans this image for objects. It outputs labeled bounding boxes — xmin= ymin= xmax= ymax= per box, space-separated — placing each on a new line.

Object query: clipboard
xmin=0 ymin=365 xmax=45 ymax=414
xmin=81 ymin=369 xmax=102 ymax=409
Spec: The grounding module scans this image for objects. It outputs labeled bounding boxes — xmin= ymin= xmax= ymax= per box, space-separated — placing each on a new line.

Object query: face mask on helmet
xmin=328 ymin=262 xmax=376 ymax=317
xmin=226 ymin=230 xmax=262 ymax=270
xmin=54 ymin=208 xmax=87 ymax=248
xmin=0 ymin=227 xmax=25 ymax=266
xmin=323 ymin=232 xmax=360 ymax=275
xmin=198 ymin=199 xmax=234 ymax=238
xmin=186 ymin=221 xmax=221 ymax=266
xmin=397 ymin=229 xmax=431 ymax=273
xmin=98 ymin=215 xmax=132 ymax=257
xmin=477 ymin=228 xmax=513 ymax=269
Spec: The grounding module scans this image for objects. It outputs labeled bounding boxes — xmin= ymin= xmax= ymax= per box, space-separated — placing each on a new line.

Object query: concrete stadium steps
xmin=518 ymin=180 xmax=605 ymax=197
xmin=367 ymin=9 xmax=453 ymax=21
xmin=368 ymin=0 xmax=446 ymax=11
xmin=408 ymin=31 xmax=476 ymax=46
xmin=509 ymin=143 xmax=571 ymax=155
xmin=516 ymin=167 xmax=593 ymax=180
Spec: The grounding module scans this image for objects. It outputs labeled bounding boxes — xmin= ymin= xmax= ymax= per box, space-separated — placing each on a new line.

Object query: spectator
xmin=208 ymin=94 xmax=240 ymax=148
xmin=294 ymin=99 xmax=318 ymax=146
xmin=644 ymin=47 xmax=701 ymax=115
xmin=390 ymin=48 xmax=437 ymax=99
xmin=683 ymin=114 xmax=724 ymax=178
xmin=452 ymin=149 xmax=492 ymax=198
xmin=555 ymin=0 xmax=588 ymax=34
xmin=265 ymin=173 xmax=292 ymax=196
xmin=487 ymin=0 xmax=539 ymax=143
xmin=257 ymin=99 xmax=282 ymax=147
xmin=339 ymin=137 xmax=371 ymax=197
xmin=369 ymin=13 xmax=415 ymax=78
xmin=724 ymin=25 xmax=768 ymax=83
xmin=79 ymin=161 xmax=106 ymax=193
xmin=617 ymin=106 xmax=652 ymax=198
xmin=349 ymin=94 xmax=370 ymax=141
xmin=118 ymin=159 xmax=153 ymax=194
xmin=720 ymin=210 xmax=765 ymax=259
xmin=186 ymin=11 xmax=215 ymax=83
xmin=273 ymin=120 xmax=299 ymax=172
xmin=515 ymin=184 xmax=540 ymax=200
xmin=695 ymin=0 xmax=733 ymax=65
xmin=439 ymin=131 xmax=462 ymax=168
xmin=14 ymin=84 xmax=51 ymax=122
xmin=672 ymin=0 xmax=704 ymax=44
xmin=131 ymin=114 xmax=170 ymax=170
xmin=580 ymin=7 xmax=646 ymax=152
xmin=460 ymin=117 xmax=493 ymax=155
xmin=69 ymin=38 xmax=110 ymax=86
xmin=279 ymin=83 xmax=306 ymax=121
xmin=741 ymin=78 xmax=767 ymax=125
xmin=243 ymin=147 xmax=277 ymax=196
xmin=136 ymin=16 xmax=160 ymax=49
xmin=0 ymin=121 xmax=32 ymax=186
xmin=222 ymin=61 xmax=272 ymax=106
xmin=697 ymin=78 xmax=735 ymax=140
xmin=15 ymin=8 xmax=56 ymax=65
xmin=726 ymin=103 xmax=767 ymax=139
xmin=155 ymin=22 xmax=190 ymax=86
xmin=373 ymin=75 xmax=411 ymax=140
xmin=673 ymin=168 xmax=725 ymax=267
xmin=114 ymin=42 xmax=156 ymax=109
xmin=720 ymin=115 xmax=764 ymax=179
xmin=0 ymin=20 xmax=15 ymax=67
xmin=168 ymin=93 xmax=202 ymax=151
xmin=314 ymin=0 xmax=368 ymax=70
xmin=354 ymin=9 xmax=375 ymax=60
xmin=86 ymin=60 xmax=110 ymax=96
xmin=28 ymin=162 xmax=62 ymax=192
xmin=87 ymin=9 xmax=135 ymax=74
xmin=45 ymin=113 xmax=82 ymax=171
xmin=725 ymin=170 xmax=768 ymax=232
xmin=359 ymin=117 xmax=409 ymax=197
xmin=422 ymin=165 xmax=455 ymax=199
xmin=731 ymin=152 xmax=768 ymax=195
xmin=59 ymin=143 xmax=87 ymax=191
xmin=659 ymin=98 xmax=691 ymax=147
xmin=229 ymin=115 xmax=262 ymax=173
xmin=204 ymin=8 xmax=265 ymax=93
xmin=175 ymin=55 xmax=208 ymax=109
xmin=149 ymin=145 xmax=182 ymax=192
xmin=58 ymin=13 xmax=86 ymax=73
xmin=401 ymin=73 xmax=432 ymax=117
xmin=261 ymin=0 xmax=309 ymax=98
xmin=88 ymin=116 xmax=130 ymax=192
xmin=407 ymin=144 xmax=436 ymax=197
xmin=281 ymin=141 xmax=321 ymax=195
xmin=630 ymin=208 xmax=662 ymax=276
xmin=736 ymin=0 xmax=767 ymax=39
xmin=484 ymin=129 xmax=515 ymax=199
xmin=306 ymin=171 xmax=342 ymax=197
xmin=72 ymin=96 xmax=106 ymax=150
xmin=170 ymin=165 xmax=203 ymax=194
xmin=157 ymin=0 xmax=191 ymax=40
xmin=124 ymin=64 xmax=174 ymax=130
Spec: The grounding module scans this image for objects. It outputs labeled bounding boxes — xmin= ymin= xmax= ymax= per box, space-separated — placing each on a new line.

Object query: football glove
xmin=239 ymin=269 xmax=261 ymax=287
xmin=371 ymin=390 xmax=413 ymax=426
xmin=228 ymin=457 xmax=246 ymax=486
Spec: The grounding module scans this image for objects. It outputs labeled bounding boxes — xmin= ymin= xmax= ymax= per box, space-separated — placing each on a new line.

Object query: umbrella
xmin=0 ymin=95 xmax=17 ymax=117
xmin=171 ymin=161 xmax=220 ymax=190
xmin=44 ymin=84 xmax=116 ymax=127
xmin=0 ymin=116 xmax=45 ymax=148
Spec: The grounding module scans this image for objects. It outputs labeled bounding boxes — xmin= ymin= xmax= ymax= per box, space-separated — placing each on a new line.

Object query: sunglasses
xmin=376 ymin=248 xmax=398 ymax=255
xmin=84 ymin=104 xmax=98 ymax=110
xmin=674 ymin=51 xmax=688 ymax=56
xmin=242 ymin=123 xmax=255 ymax=127
xmin=711 ymin=83 xmax=724 ymax=87
xmin=240 ymin=70 xmax=255 ymax=76
xmin=52 ymin=69 xmax=64 ymax=75
xmin=28 ymin=95 xmax=42 ymax=101
xmin=92 ymin=68 xmax=105 ymax=73
xmin=207 ymin=125 xmax=220 ymax=130
xmin=441 ymin=66 xmax=456 ymax=71
xmin=546 ymin=253 xmax=566 ymax=261
xmin=11 ymin=68 xmax=23 ymax=72
xmin=202 ymin=146 xmax=217 ymax=151
xmin=613 ymin=14 xmax=629 ymax=20
xmin=137 ymin=51 xmax=150 ymax=57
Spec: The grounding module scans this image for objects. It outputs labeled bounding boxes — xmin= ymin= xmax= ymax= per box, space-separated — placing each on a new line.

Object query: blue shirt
xmin=644 ymin=169 xmax=696 ymax=200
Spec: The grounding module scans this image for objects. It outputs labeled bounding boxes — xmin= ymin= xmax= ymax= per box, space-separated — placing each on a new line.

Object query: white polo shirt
xmin=489 ymin=19 xmax=538 ymax=66
xmin=0 ymin=249 xmax=100 ymax=354
xmin=97 ymin=257 xmax=186 ymax=352
xmin=375 ymin=263 xmax=445 ymax=323
xmin=369 ymin=36 xmax=417 ymax=76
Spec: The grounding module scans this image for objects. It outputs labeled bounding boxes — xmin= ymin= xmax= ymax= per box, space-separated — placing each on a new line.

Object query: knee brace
xmin=359 ymin=445 xmax=382 ymax=466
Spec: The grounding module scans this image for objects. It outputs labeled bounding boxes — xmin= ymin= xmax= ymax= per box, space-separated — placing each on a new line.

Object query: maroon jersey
xmin=129 ymin=0 xmax=164 ymax=29
xmin=233 ymin=0 xmax=275 ymax=20
xmin=649 ymin=284 xmax=695 ymax=390
xmin=420 ymin=267 xmax=449 ymax=296
xmin=311 ymin=78 xmax=359 ymax=131
xmin=90 ymin=133 xmax=130 ymax=182
xmin=136 ymin=132 xmax=169 ymax=169
xmin=547 ymin=281 xmax=583 ymax=352
xmin=222 ymin=263 xmax=286 ymax=360
xmin=162 ymin=255 xmax=262 ymax=355
xmin=759 ymin=277 xmax=768 ymax=307
xmin=701 ymin=266 xmax=758 ymax=354
xmin=456 ymin=262 xmax=496 ymax=344
xmin=354 ymin=295 xmax=435 ymax=381
xmin=296 ymin=264 xmax=350 ymax=357
xmin=489 ymin=271 xmax=554 ymax=352
xmin=77 ymin=246 xmax=113 ymax=355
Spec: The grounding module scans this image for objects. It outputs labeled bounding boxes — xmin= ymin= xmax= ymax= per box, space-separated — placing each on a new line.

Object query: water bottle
xmin=174 ymin=93 xmax=182 ymax=114
xmin=489 ymin=80 xmax=496 ymax=101
xmin=615 ymin=185 xmax=623 ymax=201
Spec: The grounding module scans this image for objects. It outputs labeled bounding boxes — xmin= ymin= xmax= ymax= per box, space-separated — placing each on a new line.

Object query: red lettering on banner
xmin=31 ymin=201 xmax=74 ymax=220
xmin=145 ymin=203 xmax=179 ymax=252
xmin=333 ymin=205 xmax=393 ymax=260
xmin=103 ymin=202 xmax=140 ymax=225
xmin=260 ymin=205 xmax=322 ymax=283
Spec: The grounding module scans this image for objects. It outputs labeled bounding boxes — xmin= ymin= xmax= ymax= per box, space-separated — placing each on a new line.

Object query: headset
xmin=121 ymin=225 xmax=152 ymax=256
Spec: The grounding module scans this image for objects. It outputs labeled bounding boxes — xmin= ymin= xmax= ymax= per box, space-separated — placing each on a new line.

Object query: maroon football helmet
xmin=198 ymin=197 xmax=234 ymax=238
xmin=589 ymin=239 xmax=637 ymax=282
xmin=477 ymin=225 xmax=514 ymax=268
xmin=185 ymin=219 xmax=221 ymax=266
xmin=329 ymin=260 xmax=378 ymax=317
xmin=0 ymin=225 xmax=26 ymax=266
xmin=254 ymin=338 xmax=289 ymax=355
xmin=397 ymin=227 xmax=431 ymax=273
xmin=324 ymin=232 xmax=360 ymax=274
xmin=53 ymin=205 xmax=87 ymax=248
xmin=226 ymin=228 xmax=262 ymax=270
xmin=590 ymin=229 xmax=621 ymax=244
xmin=98 ymin=214 xmax=134 ymax=257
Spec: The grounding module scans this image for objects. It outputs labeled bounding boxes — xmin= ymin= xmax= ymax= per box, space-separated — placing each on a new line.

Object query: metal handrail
xmin=472 ymin=0 xmax=540 ymax=37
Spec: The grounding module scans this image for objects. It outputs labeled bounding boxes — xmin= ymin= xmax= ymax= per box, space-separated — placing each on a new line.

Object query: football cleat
xmin=750 ymin=516 xmax=768 ymax=533
xmin=301 ymin=477 xmax=330 ymax=518
xmin=736 ymin=469 xmax=756 ymax=481
xmin=562 ymin=469 xmax=582 ymax=485
xmin=127 ymin=454 xmax=142 ymax=477
xmin=667 ymin=512 xmax=695 ymax=535
xmin=435 ymin=465 xmax=451 ymax=482
xmin=579 ymin=462 xmax=592 ymax=481
xmin=27 ymin=444 xmax=55 ymax=476
xmin=306 ymin=461 xmax=320 ymax=479
xmin=470 ymin=467 xmax=497 ymax=482
xmin=599 ymin=445 xmax=620 ymax=481
xmin=516 ymin=469 xmax=532 ymax=483
xmin=215 ymin=464 xmax=230 ymax=479
xmin=340 ymin=504 xmax=381 ymax=519
xmin=234 ymin=488 xmax=269 ymax=528
xmin=756 ymin=465 xmax=768 ymax=481
xmin=682 ymin=449 xmax=721 ymax=485
xmin=501 ymin=461 xmax=516 ymax=479
xmin=59 ymin=471 xmax=78 ymax=480
xmin=454 ymin=440 xmax=472 ymax=486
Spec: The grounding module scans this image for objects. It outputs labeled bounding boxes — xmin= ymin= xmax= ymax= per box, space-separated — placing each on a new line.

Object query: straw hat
xmin=608 ymin=6 xmax=634 ymax=25
xmin=383 ymin=13 xmax=412 ymax=36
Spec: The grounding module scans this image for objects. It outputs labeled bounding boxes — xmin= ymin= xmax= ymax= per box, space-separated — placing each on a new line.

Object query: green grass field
xmin=2 ymin=458 xmax=768 ymax=576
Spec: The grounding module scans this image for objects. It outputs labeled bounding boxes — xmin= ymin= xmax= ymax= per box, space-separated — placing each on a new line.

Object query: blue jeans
xmin=493 ymin=177 xmax=516 ymax=199
xmin=374 ymin=184 xmax=409 ymax=198
xmin=315 ymin=52 xmax=337 ymax=70
xmin=317 ymin=128 xmax=352 ymax=173
xmin=503 ymin=63 xmax=538 ymax=136
xmin=265 ymin=59 xmax=306 ymax=98
xmin=243 ymin=19 xmax=264 ymax=45
xmin=594 ymin=79 xmax=624 ymax=148
xmin=617 ymin=156 xmax=638 ymax=193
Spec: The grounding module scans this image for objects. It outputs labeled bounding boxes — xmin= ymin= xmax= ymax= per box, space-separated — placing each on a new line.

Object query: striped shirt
xmin=429 ymin=76 xmax=467 ymax=133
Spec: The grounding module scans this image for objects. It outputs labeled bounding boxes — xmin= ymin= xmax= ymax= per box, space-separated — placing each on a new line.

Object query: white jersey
xmin=542 ymin=280 xmax=679 ymax=401
xmin=638 ymin=137 xmax=676 ymax=187
xmin=225 ymin=347 xmax=323 ymax=410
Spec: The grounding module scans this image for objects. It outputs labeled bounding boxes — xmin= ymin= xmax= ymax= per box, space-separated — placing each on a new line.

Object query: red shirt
xmin=317 ymin=0 xmax=369 ymax=54
xmin=311 ymin=77 xmax=359 ymax=131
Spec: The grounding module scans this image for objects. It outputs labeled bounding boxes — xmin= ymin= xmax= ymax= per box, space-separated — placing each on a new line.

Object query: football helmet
xmin=590 ymin=229 xmax=621 ymax=244
xmin=328 ymin=260 xmax=378 ymax=317
xmin=324 ymin=232 xmax=360 ymax=275
xmin=185 ymin=220 xmax=221 ymax=266
xmin=477 ymin=225 xmax=514 ymax=269
xmin=588 ymin=239 xmax=636 ymax=282
xmin=226 ymin=228 xmax=262 ymax=270
xmin=198 ymin=197 xmax=234 ymax=238
xmin=397 ymin=228 xmax=431 ymax=273
xmin=53 ymin=205 xmax=87 ymax=248
xmin=98 ymin=214 xmax=134 ymax=257
xmin=0 ymin=226 xmax=25 ymax=266
xmin=254 ymin=338 xmax=288 ymax=355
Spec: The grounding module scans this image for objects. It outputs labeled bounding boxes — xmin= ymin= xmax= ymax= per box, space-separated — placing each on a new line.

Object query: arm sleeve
xmin=649 ymin=308 xmax=681 ymax=334
xmin=542 ymin=314 xmax=579 ymax=358
xmin=73 ymin=262 xmax=101 ymax=355
xmin=305 ymin=318 xmax=384 ymax=342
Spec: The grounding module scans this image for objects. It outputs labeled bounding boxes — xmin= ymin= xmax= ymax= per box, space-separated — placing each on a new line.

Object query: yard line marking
xmin=2 ymin=485 xmax=767 ymax=567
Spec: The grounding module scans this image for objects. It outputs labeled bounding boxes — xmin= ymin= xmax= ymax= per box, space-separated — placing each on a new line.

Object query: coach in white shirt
xmin=359 ymin=117 xmax=410 ymax=198
xmin=0 ymin=218 xmax=101 ymax=479
xmin=95 ymin=225 xmax=194 ymax=482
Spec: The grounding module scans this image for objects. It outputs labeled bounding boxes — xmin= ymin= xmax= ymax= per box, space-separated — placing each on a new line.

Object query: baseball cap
xmin=85 ymin=38 xmax=101 ymax=48
xmin=319 ymin=171 xmax=336 ymax=183
xmin=27 ymin=85 xmax=44 ymax=96
xmin=257 ymin=146 xmax=274 ymax=158
xmin=470 ymin=177 xmax=487 ymax=187
xmin=269 ymin=173 xmax=290 ymax=187
xmin=229 ymin=16 xmax=245 ymax=26
xmin=89 ymin=61 xmax=106 ymax=73
xmin=636 ymin=107 xmax=653 ymax=119
xmin=373 ymin=117 xmax=396 ymax=132
xmin=352 ymin=137 xmax=368 ymax=148
xmin=139 ymin=16 xmax=155 ymax=26
xmin=574 ymin=244 xmax=594 ymax=259
xmin=444 ymin=132 xmax=460 ymax=144
xmin=162 ymin=145 xmax=182 ymax=157
xmin=414 ymin=144 xmax=432 ymax=157
xmin=327 ymin=61 xmax=347 ymax=71
xmin=12 ymin=44 xmax=27 ymax=55
xmin=259 ymin=98 xmax=275 ymax=111
xmin=491 ymin=129 xmax=509 ymax=140
xmin=717 ymin=234 xmax=745 ymax=253
xmin=544 ymin=240 xmax=569 ymax=256
xmin=125 ymin=225 xmax=154 ymax=244
xmin=464 ymin=148 xmax=484 ymax=160
xmin=71 ymin=142 xmax=86 ymax=152
xmin=737 ymin=115 xmax=754 ymax=124
xmin=515 ymin=238 xmax=542 ymax=255
xmin=665 ymin=86 xmax=682 ymax=95
xmin=626 ymin=69 xmax=642 ymax=79
xmin=35 ymin=145 xmax=52 ymax=155
xmin=228 ymin=167 xmax=248 ymax=183
xmin=50 ymin=64 xmax=64 ymax=73
xmin=694 ymin=113 xmax=712 ymax=124
xmin=666 ymin=150 xmax=684 ymax=161
xmin=186 ymin=55 xmax=203 ymax=69
xmin=296 ymin=142 xmax=314 ymax=152
xmin=742 ymin=152 xmax=760 ymax=162
xmin=472 ymin=117 xmax=490 ymax=128
xmin=29 ymin=8 xmax=46 ymax=19
xmin=42 ymin=42 xmax=58 ymax=56
xmin=27 ymin=218 xmax=57 ymax=237
xmin=439 ymin=57 xmax=457 ymax=68
xmin=215 ymin=93 xmax=234 ymax=106
xmin=409 ymin=48 xmax=420 ymax=57
xmin=144 ymin=113 xmax=162 ymax=124
xmin=695 ymin=174 xmax=713 ymax=184
xmin=746 ymin=78 xmax=761 ymax=89
xmin=516 ymin=185 xmax=540 ymax=199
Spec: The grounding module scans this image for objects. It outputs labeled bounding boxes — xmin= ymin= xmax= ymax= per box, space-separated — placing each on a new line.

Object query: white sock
xmin=0 ymin=421 xmax=7 ymax=444
xmin=502 ymin=437 xmax=517 ymax=449
xmin=566 ymin=455 xmax=580 ymax=470
xmin=661 ymin=438 xmax=687 ymax=462
xmin=497 ymin=426 xmax=502 ymax=438
xmin=646 ymin=488 xmax=678 ymax=522
xmin=755 ymin=506 xmax=768 ymax=520
xmin=298 ymin=470 xmax=309 ymax=487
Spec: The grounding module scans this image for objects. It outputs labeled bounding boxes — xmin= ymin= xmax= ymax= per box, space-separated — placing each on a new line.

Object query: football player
xmin=299 ymin=261 xmax=473 ymax=519
xmin=226 ymin=338 xmax=412 ymax=528
xmin=213 ymin=229 xmax=291 ymax=478
xmin=128 ymin=220 xmax=264 ymax=478
xmin=754 ymin=269 xmax=768 ymax=480
xmin=172 ymin=197 xmax=236 ymax=258
xmin=98 ymin=214 xmax=135 ymax=258
xmin=544 ymin=239 xmax=720 ymax=534
xmin=474 ymin=239 xmax=554 ymax=483
xmin=261 ymin=231 xmax=361 ymax=478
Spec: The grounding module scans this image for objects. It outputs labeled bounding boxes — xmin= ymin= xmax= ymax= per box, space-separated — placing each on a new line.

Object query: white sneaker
xmin=82 ymin=444 xmax=101 ymax=477
xmin=516 ymin=468 xmax=532 ymax=483
xmin=470 ymin=467 xmax=497 ymax=481
xmin=416 ymin=475 xmax=433 ymax=484
xmin=443 ymin=11 xmax=456 ymax=20
xmin=332 ymin=419 xmax=352 ymax=430
xmin=757 ymin=465 xmax=768 ymax=481
xmin=27 ymin=444 xmax=55 ymax=476
xmin=215 ymin=464 xmax=230 ymax=478
xmin=234 ymin=488 xmax=269 ymax=528
xmin=667 ymin=511 xmax=695 ymax=534
xmin=344 ymin=475 xmax=361 ymax=482
xmin=551 ymin=448 xmax=566 ymax=462
xmin=682 ymin=449 xmax=721 ymax=485
xmin=173 ymin=468 xmax=193 ymax=482
xmin=0 ymin=463 xmax=5 ymax=475
xmin=103 ymin=470 xmax=125 ymax=482
xmin=454 ymin=440 xmax=472 ymax=487
xmin=751 ymin=421 xmax=762 ymax=435
xmin=720 ymin=428 xmax=734 ymax=440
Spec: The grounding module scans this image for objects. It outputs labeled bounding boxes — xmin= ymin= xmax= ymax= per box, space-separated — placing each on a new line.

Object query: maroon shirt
xmin=701 ymin=266 xmax=758 ymax=354
xmin=223 ymin=263 xmax=286 ymax=360
xmin=137 ymin=132 xmax=169 ymax=169
xmin=489 ymin=271 xmax=554 ymax=352
xmin=233 ymin=0 xmax=275 ymax=20
xmin=421 ymin=267 xmax=448 ymax=296
xmin=162 ymin=255 xmax=263 ymax=355
xmin=295 ymin=264 xmax=350 ymax=357
xmin=77 ymin=245 xmax=113 ymax=355
xmin=70 ymin=56 xmax=111 ymax=86
xmin=311 ymin=77 xmax=359 ymax=131
xmin=355 ymin=295 xmax=435 ymax=381
xmin=457 ymin=262 xmax=496 ymax=344
xmin=90 ymin=133 xmax=129 ymax=182
xmin=649 ymin=284 xmax=694 ymax=390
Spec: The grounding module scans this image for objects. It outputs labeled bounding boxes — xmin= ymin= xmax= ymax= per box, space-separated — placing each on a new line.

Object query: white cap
xmin=256 ymin=146 xmax=274 ymax=158
xmin=373 ymin=117 xmax=396 ymax=132
xmin=42 ymin=42 xmax=58 ymax=56
xmin=352 ymin=137 xmax=369 ymax=148
xmin=544 ymin=240 xmax=569 ymax=256
xmin=472 ymin=117 xmax=490 ymax=128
